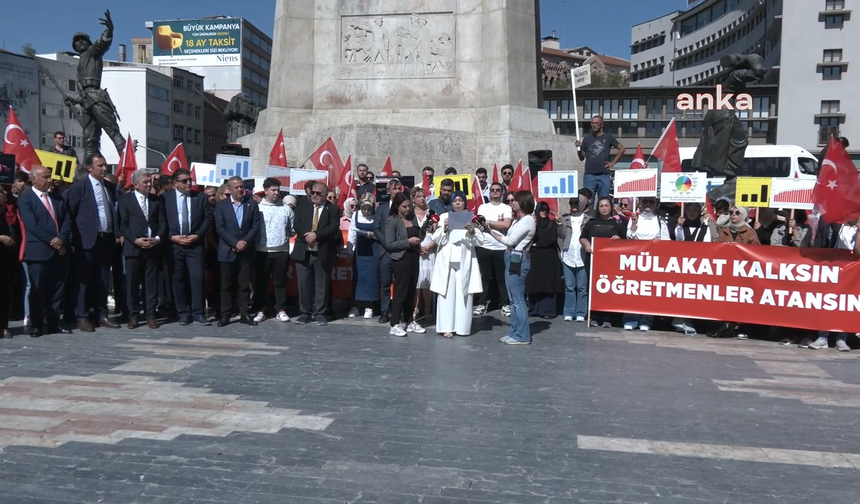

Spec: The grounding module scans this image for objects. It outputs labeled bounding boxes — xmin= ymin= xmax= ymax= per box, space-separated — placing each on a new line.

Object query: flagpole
xmin=570 ymin=69 xmax=582 ymax=151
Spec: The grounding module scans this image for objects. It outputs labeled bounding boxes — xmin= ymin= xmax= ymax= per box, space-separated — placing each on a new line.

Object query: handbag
xmin=508 ymin=250 xmax=524 ymax=273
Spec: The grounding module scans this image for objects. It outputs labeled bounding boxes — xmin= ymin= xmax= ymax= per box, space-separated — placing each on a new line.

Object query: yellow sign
xmin=735 ymin=177 xmax=773 ymax=208
xmin=433 ymin=174 xmax=475 ymax=199
xmin=35 ymin=149 xmax=77 ymax=183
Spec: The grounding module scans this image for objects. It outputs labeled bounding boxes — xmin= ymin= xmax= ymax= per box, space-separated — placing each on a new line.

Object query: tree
xmin=587 ymin=71 xmax=629 ymax=88
xmin=20 ymin=43 xmax=36 ymax=57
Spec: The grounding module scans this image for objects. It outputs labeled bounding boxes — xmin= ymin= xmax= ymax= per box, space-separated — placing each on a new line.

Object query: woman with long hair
xmin=430 ymin=191 xmax=484 ymax=338
xmin=384 ymin=193 xmax=425 ymax=336
xmin=486 ymin=191 xmax=536 ymax=345
xmin=347 ymin=193 xmax=379 ymax=319
xmin=580 ymin=196 xmax=627 ymax=328
xmin=411 ymin=186 xmax=435 ymax=322
xmin=526 ymin=201 xmax=563 ymax=318
xmin=558 ymin=194 xmax=591 ymax=322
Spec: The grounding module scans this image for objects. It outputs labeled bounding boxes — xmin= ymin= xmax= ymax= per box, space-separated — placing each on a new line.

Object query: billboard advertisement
xmin=0 ymin=52 xmax=39 ymax=140
xmin=152 ymin=18 xmax=241 ymax=67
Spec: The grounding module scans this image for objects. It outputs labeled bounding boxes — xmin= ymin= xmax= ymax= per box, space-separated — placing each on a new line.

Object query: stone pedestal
xmin=241 ymin=0 xmax=582 ymax=177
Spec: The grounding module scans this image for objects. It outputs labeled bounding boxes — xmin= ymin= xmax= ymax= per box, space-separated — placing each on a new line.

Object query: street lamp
xmin=133 ymin=140 xmax=167 ymax=162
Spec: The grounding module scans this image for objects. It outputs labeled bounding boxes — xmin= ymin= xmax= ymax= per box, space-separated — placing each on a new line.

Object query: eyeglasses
xmin=730 ymin=210 xmax=742 ymax=216
xmin=310 ymin=191 xmax=323 ymax=196
xmin=505 ymin=199 xmax=515 ymax=204
xmin=502 ymin=172 xmax=513 ymax=176
xmin=490 ymin=188 xmax=502 ymax=192
xmin=349 ymin=204 xmax=358 ymax=209
xmin=175 ymin=178 xmax=191 ymax=184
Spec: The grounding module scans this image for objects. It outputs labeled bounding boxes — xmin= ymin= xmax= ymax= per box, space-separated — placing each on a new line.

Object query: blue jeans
xmin=504 ymin=251 xmax=531 ymax=342
xmin=583 ymin=173 xmax=611 ymax=204
xmin=562 ymin=263 xmax=588 ymax=318
xmin=624 ymin=313 xmax=653 ymax=328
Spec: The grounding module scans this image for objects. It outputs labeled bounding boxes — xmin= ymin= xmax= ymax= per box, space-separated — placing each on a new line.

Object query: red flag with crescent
xmin=309 ymin=137 xmax=345 ymax=185
xmin=630 ymin=144 xmax=647 ymax=169
xmin=651 ymin=118 xmax=681 ymax=173
xmin=336 ymin=156 xmax=355 ymax=208
xmin=379 ymin=155 xmax=393 ymax=177
xmin=507 ymin=160 xmax=525 ymax=193
xmin=117 ymin=133 xmax=138 ymax=187
xmin=161 ymin=143 xmax=188 ymax=176
xmin=2 ymin=106 xmax=40 ymax=174
xmin=269 ymin=129 xmax=288 ymax=167
xmin=813 ymin=136 xmax=860 ymax=224
xmin=469 ymin=175 xmax=482 ymax=213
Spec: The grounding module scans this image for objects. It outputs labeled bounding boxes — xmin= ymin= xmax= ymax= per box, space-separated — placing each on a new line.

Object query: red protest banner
xmin=589 ymin=238 xmax=860 ymax=333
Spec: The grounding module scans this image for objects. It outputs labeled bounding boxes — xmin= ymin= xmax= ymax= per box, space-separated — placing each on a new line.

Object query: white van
xmin=678 ymin=145 xmax=820 ymax=180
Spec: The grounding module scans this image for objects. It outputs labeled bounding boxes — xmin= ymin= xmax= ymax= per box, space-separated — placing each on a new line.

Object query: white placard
xmin=573 ymin=64 xmax=592 ymax=88
xmin=266 ymin=166 xmax=291 ymax=191
xmin=215 ymin=154 xmax=252 ymax=180
xmin=289 ymin=168 xmax=328 ymax=194
xmin=613 ymin=169 xmax=658 ymax=198
xmin=769 ymin=178 xmax=816 ymax=210
xmin=192 ymin=163 xmax=221 ymax=187
xmin=537 ymin=170 xmax=579 ymax=199
xmin=659 ymin=172 xmax=708 ymax=203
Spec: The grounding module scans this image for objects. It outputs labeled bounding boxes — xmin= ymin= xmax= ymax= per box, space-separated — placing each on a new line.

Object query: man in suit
xmin=214 ymin=176 xmax=262 ymax=327
xmin=161 ymin=168 xmax=212 ymax=326
xmin=63 ymin=154 xmax=120 ymax=332
xmin=17 ymin=166 xmax=73 ymax=337
xmin=118 ymin=170 xmax=166 ymax=329
xmin=372 ymin=178 xmax=404 ymax=323
xmin=291 ymin=182 xmax=340 ymax=326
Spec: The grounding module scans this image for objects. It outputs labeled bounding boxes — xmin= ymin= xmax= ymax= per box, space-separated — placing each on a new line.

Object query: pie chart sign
xmin=675 ymin=175 xmax=693 ymax=192
xmin=659 ymin=172 xmax=708 ymax=203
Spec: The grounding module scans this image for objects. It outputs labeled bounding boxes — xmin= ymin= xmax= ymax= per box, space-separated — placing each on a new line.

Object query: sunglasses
xmin=502 ymin=172 xmax=513 ymax=176
xmin=175 ymin=178 xmax=191 ymax=184
xmin=490 ymin=188 xmax=502 ymax=192
xmin=731 ymin=210 xmax=742 ymax=216
xmin=311 ymin=191 xmax=323 ymax=196
xmin=505 ymin=199 xmax=515 ymax=204
xmin=349 ymin=204 xmax=358 ymax=209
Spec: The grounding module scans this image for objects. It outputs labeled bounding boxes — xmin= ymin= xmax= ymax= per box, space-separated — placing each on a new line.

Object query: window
xmin=41 ymin=103 xmax=63 ymax=118
xmin=602 ymin=99 xmax=619 ymax=120
xmin=559 ymin=100 xmax=572 ymax=120
xmin=750 ymin=121 xmax=769 ymax=138
xmin=583 ymin=99 xmax=600 ymax=119
xmin=187 ymin=81 xmax=194 ymax=92
xmin=826 ymin=0 xmax=844 ymax=10
xmin=173 ymin=125 xmax=184 ymax=141
xmin=825 ymin=14 xmax=844 ymax=28
xmin=173 ymin=101 xmax=184 ymax=113
xmin=147 ymin=111 xmax=170 ymax=127
xmin=173 ymin=77 xmax=183 ymax=88
xmin=543 ymin=100 xmax=558 ymax=119
xmin=823 ymin=49 xmax=843 ymax=62
xmin=644 ymin=121 xmax=664 ymax=137
xmin=752 ymin=97 xmax=769 ymax=118
xmin=622 ymin=99 xmax=639 ymax=119
xmin=666 ymin=98 xmax=682 ymax=118
xmin=685 ymin=121 xmax=703 ymax=137
xmin=147 ymin=83 xmax=170 ymax=101
xmin=821 ymin=100 xmax=841 ymax=113
xmin=68 ymin=79 xmax=75 ymax=92
xmin=186 ymin=103 xmax=193 ymax=116
xmin=243 ymin=67 xmax=251 ymax=80
xmin=194 ymin=106 xmax=202 ymax=119
xmin=620 ymin=122 xmax=638 ymax=137
xmin=799 ymin=157 xmax=820 ymax=176
xmin=148 ymin=138 xmax=171 ymax=155
xmin=823 ymin=65 xmax=843 ymax=80
xmin=819 ymin=117 xmax=840 ymax=144
xmin=645 ymin=99 xmax=662 ymax=119
xmin=194 ymin=129 xmax=201 ymax=144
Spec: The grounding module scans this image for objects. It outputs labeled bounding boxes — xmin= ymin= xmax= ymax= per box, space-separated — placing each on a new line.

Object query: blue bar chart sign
xmin=215 ymin=154 xmax=253 ymax=181
xmin=537 ymin=170 xmax=579 ymax=199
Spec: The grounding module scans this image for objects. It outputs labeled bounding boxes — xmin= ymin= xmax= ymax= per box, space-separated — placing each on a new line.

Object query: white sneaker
xmin=276 ymin=311 xmax=290 ymax=322
xmin=501 ymin=305 xmax=511 ymax=317
xmin=473 ymin=304 xmax=487 ymax=316
xmin=624 ymin=323 xmax=636 ymax=331
xmin=347 ymin=307 xmax=359 ymax=318
xmin=836 ymin=340 xmax=850 ymax=352
xmin=639 ymin=325 xmax=650 ymax=332
xmin=406 ymin=322 xmax=426 ymax=334
xmin=809 ymin=337 xmax=829 ymax=349
xmin=501 ymin=336 xmax=530 ymax=345
xmin=23 ymin=316 xmax=30 ymax=327
xmin=563 ymin=316 xmax=573 ymax=322
xmin=363 ymin=308 xmax=373 ymax=319
xmin=253 ymin=311 xmax=266 ymax=323
xmin=575 ymin=316 xmax=585 ymax=322
xmin=389 ymin=324 xmax=407 ymax=337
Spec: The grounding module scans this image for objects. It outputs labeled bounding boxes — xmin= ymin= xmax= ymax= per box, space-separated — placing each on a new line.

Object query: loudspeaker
xmin=527 ymin=149 xmax=552 ymax=178
xmin=222 ymin=143 xmax=250 ymax=157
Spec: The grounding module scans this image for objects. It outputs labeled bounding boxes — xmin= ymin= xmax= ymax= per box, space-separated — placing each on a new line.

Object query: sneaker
xmin=602 ymin=322 xmax=612 ymax=328
xmin=23 ymin=316 xmax=30 ymax=327
xmin=575 ymin=316 xmax=585 ymax=322
xmin=501 ymin=305 xmax=511 ymax=317
xmin=501 ymin=336 xmax=530 ymax=345
xmin=779 ymin=338 xmax=792 ymax=346
xmin=808 ymin=337 xmax=829 ymax=350
xmin=363 ymin=308 xmax=374 ymax=319
xmin=836 ymin=340 xmax=850 ymax=352
xmin=684 ymin=329 xmax=697 ymax=337
xmin=406 ymin=322 xmax=426 ymax=334
xmin=347 ymin=307 xmax=359 ymax=318
xmin=736 ymin=333 xmax=748 ymax=340
xmin=473 ymin=304 xmax=487 ymax=316
xmin=624 ymin=323 xmax=636 ymax=331
xmin=389 ymin=324 xmax=407 ymax=337
xmin=253 ymin=311 xmax=266 ymax=323
xmin=797 ymin=338 xmax=813 ymax=349
xmin=563 ymin=316 xmax=573 ymax=322
xmin=276 ymin=311 xmax=290 ymax=322
xmin=639 ymin=325 xmax=650 ymax=332
xmin=590 ymin=321 xmax=599 ymax=327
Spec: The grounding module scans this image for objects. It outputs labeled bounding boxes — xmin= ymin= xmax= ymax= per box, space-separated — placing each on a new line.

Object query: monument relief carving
xmin=340 ymin=13 xmax=455 ymax=79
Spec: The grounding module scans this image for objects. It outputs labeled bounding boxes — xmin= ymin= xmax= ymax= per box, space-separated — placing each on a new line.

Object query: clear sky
xmin=3 ymin=0 xmax=687 ymax=61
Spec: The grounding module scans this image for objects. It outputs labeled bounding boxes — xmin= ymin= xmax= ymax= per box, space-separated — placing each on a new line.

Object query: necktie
xmin=312 ymin=206 xmax=320 ymax=232
xmin=141 ymin=194 xmax=150 ymax=238
xmin=41 ymin=193 xmax=58 ymax=231
xmin=180 ymin=194 xmax=190 ymax=235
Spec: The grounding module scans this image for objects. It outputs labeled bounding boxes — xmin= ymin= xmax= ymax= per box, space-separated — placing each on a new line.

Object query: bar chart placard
xmin=769 ymin=178 xmax=816 ymax=210
xmin=537 ymin=170 xmax=579 ymax=199
xmin=614 ymin=169 xmax=658 ymax=198
xmin=736 ymin=177 xmax=774 ymax=208
xmin=215 ymin=154 xmax=253 ymax=181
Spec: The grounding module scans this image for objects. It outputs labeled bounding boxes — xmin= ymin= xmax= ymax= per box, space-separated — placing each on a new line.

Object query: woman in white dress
xmin=429 ymin=192 xmax=484 ymax=338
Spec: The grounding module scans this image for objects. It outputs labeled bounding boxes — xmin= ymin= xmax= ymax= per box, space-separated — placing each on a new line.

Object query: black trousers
xmin=220 ymin=258 xmax=253 ymax=318
xmin=126 ymin=252 xmax=159 ymax=318
xmin=476 ymin=247 xmax=509 ymax=307
xmin=253 ymin=251 xmax=289 ymax=313
xmin=75 ymin=233 xmax=113 ymax=320
xmin=378 ymin=253 xmax=393 ymax=315
xmin=26 ymin=258 xmax=66 ymax=330
xmin=295 ymin=252 xmax=332 ymax=318
xmin=169 ymin=246 xmax=206 ymax=319
xmin=390 ymin=252 xmax=418 ymax=326
xmin=111 ymin=245 xmax=127 ymax=317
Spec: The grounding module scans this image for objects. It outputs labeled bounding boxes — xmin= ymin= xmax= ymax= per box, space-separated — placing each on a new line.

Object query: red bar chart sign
xmin=769 ymin=178 xmax=815 ymax=210
xmin=614 ymin=168 xmax=658 ymax=198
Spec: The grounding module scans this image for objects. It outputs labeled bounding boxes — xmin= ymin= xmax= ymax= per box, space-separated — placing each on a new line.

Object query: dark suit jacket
xmin=291 ymin=198 xmax=340 ymax=263
xmin=63 ymin=176 xmax=117 ymax=249
xmin=118 ymin=191 xmax=167 ymax=257
xmin=372 ymin=202 xmax=393 ymax=257
xmin=17 ymin=189 xmax=72 ymax=262
xmin=161 ymin=189 xmax=211 ymax=250
xmin=214 ymin=196 xmax=262 ymax=262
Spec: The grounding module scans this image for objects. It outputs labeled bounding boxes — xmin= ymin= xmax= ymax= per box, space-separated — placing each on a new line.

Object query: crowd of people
xmin=0 ymin=136 xmax=856 ymax=350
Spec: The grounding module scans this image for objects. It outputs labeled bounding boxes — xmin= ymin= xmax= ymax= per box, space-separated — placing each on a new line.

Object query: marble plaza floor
xmin=1 ymin=313 xmax=859 ymax=503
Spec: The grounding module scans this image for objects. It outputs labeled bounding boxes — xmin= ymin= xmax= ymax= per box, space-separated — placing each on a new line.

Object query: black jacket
xmin=118 ymin=191 xmax=166 ymax=257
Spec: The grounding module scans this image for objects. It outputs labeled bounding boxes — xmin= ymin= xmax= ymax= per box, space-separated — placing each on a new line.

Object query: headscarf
xmin=535 ymin=201 xmax=551 ymax=226
xmin=681 ymin=202 xmax=703 ymax=228
xmin=570 ymin=195 xmax=590 ymax=216
xmin=359 ymin=193 xmax=376 ymax=215
xmin=343 ymin=197 xmax=358 ymax=219
xmin=283 ymin=195 xmax=297 ymax=208
xmin=451 ymin=191 xmax=467 ymax=210
xmin=728 ymin=206 xmax=750 ymax=232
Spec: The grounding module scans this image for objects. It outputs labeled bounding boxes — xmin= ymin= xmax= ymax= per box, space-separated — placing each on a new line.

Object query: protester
xmin=355 ymin=164 xmax=375 ymax=198
xmin=500 ymin=164 xmax=514 ymax=191
xmin=486 ymin=190 xmax=536 ymax=345
xmin=770 ymin=209 xmax=811 ymax=247
xmin=384 ymin=193 xmax=424 ymax=336
xmin=475 ymin=167 xmax=490 ymax=203
xmin=347 ymin=193 xmax=379 ymax=319
xmin=252 ymin=178 xmax=294 ymax=324
xmin=341 ymin=197 xmax=358 ymax=231
xmin=558 ymin=195 xmax=590 ymax=322
xmin=671 ymin=202 xmax=714 ymax=336
xmin=580 ymin=197 xmax=627 ymax=328
xmin=430 ymin=191 xmax=484 ymax=338
xmin=474 ymin=182 xmax=512 ymax=317
xmin=575 ymin=115 xmax=625 ymax=203
xmin=411 ymin=186 xmax=435 ymax=322
xmin=623 ymin=197 xmax=669 ymax=331
xmin=428 ymin=178 xmax=454 ymax=215
xmin=373 ymin=178 xmax=404 ymax=323
xmin=527 ymin=202 xmax=563 ymax=319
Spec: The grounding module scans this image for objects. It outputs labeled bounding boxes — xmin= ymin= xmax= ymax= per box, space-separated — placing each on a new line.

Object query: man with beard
xmin=428 ymin=178 xmax=454 ymax=215
xmin=355 ymin=163 xmax=375 ymax=198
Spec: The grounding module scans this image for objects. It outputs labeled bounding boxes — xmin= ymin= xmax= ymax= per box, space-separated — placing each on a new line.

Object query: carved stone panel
xmin=339 ymin=13 xmax=455 ymax=79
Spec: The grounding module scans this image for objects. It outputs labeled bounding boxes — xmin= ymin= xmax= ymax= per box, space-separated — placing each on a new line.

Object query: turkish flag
xmin=117 ymin=133 xmax=138 ymax=187
xmin=630 ymin=144 xmax=647 ymax=169
xmin=507 ymin=159 xmax=525 ymax=193
xmin=269 ymin=129 xmax=288 ymax=167
xmin=422 ymin=172 xmax=430 ymax=195
xmin=336 ymin=156 xmax=356 ymax=208
xmin=469 ymin=176 xmax=482 ymax=213
xmin=379 ymin=155 xmax=393 ymax=177
xmin=309 ymin=137 xmax=345 ymax=184
xmin=161 ymin=143 xmax=188 ymax=176
xmin=492 ymin=163 xmax=499 ymax=184
xmin=813 ymin=136 xmax=860 ymax=224
xmin=189 ymin=163 xmax=199 ymax=191
xmin=532 ymin=158 xmax=558 ymax=215
xmin=651 ymin=118 xmax=681 ymax=173
xmin=2 ymin=107 xmax=40 ymax=174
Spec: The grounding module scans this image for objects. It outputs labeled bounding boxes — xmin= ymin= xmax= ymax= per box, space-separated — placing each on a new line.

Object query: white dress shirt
xmin=88 ymin=174 xmax=110 ymax=232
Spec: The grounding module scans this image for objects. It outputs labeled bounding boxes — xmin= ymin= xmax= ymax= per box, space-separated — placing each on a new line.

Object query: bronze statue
xmin=64 ymin=10 xmax=125 ymax=163
xmin=224 ymin=93 xmax=262 ymax=143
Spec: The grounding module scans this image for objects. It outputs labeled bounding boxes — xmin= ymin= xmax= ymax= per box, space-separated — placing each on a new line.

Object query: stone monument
xmin=224 ymin=94 xmax=263 ymax=143
xmin=242 ymin=0 xmax=579 ymax=175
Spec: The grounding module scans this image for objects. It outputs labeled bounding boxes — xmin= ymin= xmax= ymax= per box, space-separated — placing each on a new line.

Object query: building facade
xmin=0 ymin=50 xmax=40 ymax=145
xmin=203 ymin=92 xmax=228 ymax=163
xmin=33 ymin=53 xmax=83 ymax=155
